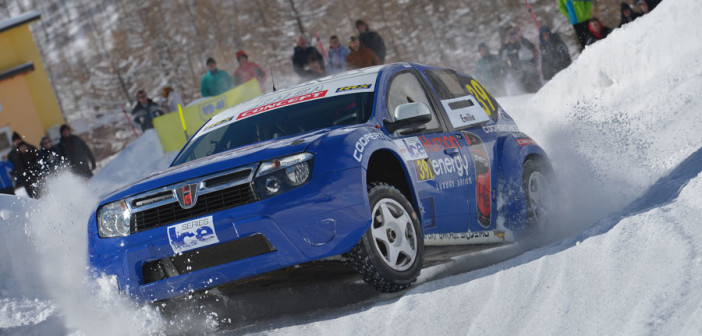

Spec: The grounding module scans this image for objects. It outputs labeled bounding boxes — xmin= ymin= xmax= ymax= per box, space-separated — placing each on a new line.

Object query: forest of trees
xmin=1 ymin=0 xmax=625 ymax=132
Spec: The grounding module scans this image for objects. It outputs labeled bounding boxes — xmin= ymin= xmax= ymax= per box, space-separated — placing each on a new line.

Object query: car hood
xmin=99 ymin=129 xmax=333 ymax=205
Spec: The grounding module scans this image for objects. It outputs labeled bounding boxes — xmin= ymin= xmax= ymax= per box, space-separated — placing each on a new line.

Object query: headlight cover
xmin=97 ymin=200 xmax=131 ymax=238
xmin=254 ymin=153 xmax=313 ymax=199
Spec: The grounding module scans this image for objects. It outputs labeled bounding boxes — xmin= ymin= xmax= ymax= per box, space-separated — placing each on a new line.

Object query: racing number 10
xmin=466 ymin=79 xmax=496 ymax=119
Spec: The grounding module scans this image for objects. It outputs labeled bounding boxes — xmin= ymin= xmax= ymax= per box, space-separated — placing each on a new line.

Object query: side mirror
xmin=384 ymin=102 xmax=432 ymax=133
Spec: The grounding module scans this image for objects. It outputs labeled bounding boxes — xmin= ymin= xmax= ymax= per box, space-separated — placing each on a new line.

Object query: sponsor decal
xmin=482 ymin=124 xmax=519 ymax=133
xmin=440 ymin=96 xmax=490 ymax=129
xmin=464 ymin=132 xmax=492 ymax=228
xmin=336 ymin=83 xmax=372 ymax=92
xmin=437 ymin=177 xmax=472 ymax=190
xmin=237 ymin=90 xmax=328 ymax=120
xmin=516 ymin=137 xmax=537 ymax=146
xmin=204 ymin=116 xmax=234 ymax=131
xmin=353 ymin=132 xmax=388 ymax=162
xmin=494 ymin=230 xmax=506 ymax=241
xmin=175 ymin=183 xmax=199 ymax=209
xmin=424 ymin=230 xmax=510 ymax=244
xmin=419 ymin=197 xmax=436 ymax=228
xmin=413 ymin=158 xmax=436 ymax=181
xmin=419 ymin=135 xmax=462 ymax=153
xmin=167 ymin=216 xmax=219 ymax=254
xmin=393 ymin=137 xmax=428 ymax=161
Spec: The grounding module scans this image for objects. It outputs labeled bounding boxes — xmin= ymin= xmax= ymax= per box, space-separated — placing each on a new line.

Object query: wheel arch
xmin=365 ymin=149 xmax=419 ymax=215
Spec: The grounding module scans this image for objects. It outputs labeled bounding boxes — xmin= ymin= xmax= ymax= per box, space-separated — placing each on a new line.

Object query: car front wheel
xmin=349 ymin=182 xmax=424 ymax=292
xmin=523 ymin=158 xmax=553 ymax=232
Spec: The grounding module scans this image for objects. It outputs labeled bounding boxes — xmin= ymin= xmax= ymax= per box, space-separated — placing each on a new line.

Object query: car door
xmin=383 ymin=69 xmax=473 ymax=236
xmin=421 ymin=69 xmax=501 ymax=233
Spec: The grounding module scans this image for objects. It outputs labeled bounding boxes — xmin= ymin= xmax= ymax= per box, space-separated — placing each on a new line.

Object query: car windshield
xmin=173 ymin=92 xmax=375 ymax=165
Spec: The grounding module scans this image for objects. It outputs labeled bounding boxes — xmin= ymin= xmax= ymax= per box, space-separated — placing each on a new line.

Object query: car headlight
xmin=254 ymin=153 xmax=313 ymax=199
xmin=97 ymin=200 xmax=131 ymax=238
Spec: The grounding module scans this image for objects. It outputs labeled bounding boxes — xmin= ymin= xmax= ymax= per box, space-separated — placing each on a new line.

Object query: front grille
xmin=131 ymin=184 xmax=255 ymax=233
xmin=141 ymin=233 xmax=275 ymax=285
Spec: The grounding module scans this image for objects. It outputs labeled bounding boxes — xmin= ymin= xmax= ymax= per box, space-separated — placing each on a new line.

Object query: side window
xmin=425 ymin=70 xmax=500 ymax=124
xmin=386 ymin=72 xmax=442 ymax=132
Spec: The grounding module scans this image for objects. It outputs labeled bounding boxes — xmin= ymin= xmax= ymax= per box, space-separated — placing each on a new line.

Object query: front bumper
xmin=88 ymin=167 xmax=369 ymax=302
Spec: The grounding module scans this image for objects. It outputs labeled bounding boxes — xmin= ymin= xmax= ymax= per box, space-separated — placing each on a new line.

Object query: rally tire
xmin=349 ymin=182 xmax=424 ymax=293
xmin=522 ymin=158 xmax=553 ymax=232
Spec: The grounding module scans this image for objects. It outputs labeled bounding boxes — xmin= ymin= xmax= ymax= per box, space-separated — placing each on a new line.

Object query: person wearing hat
xmin=584 ymin=18 xmax=612 ymax=46
xmin=131 ymin=89 xmax=164 ymax=131
xmin=200 ymin=57 xmax=234 ymax=97
xmin=57 ymin=124 xmax=95 ymax=179
xmin=345 ymin=35 xmax=380 ymax=71
xmin=355 ymin=19 xmax=386 ymax=63
xmin=232 ymin=50 xmax=266 ymax=91
xmin=539 ymin=26 xmax=571 ymax=81
xmin=6 ymin=132 xmax=38 ymax=195
xmin=475 ymin=42 xmax=507 ymax=97
xmin=619 ymin=2 xmax=640 ymax=27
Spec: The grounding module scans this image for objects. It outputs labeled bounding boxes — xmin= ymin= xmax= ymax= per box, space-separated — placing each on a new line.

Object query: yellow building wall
xmin=0 ymin=75 xmax=45 ymax=146
xmin=0 ymin=23 xmax=64 ymax=131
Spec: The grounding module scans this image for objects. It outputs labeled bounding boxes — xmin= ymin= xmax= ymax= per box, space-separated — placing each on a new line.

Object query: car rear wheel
xmin=523 ymin=158 xmax=553 ymax=231
xmin=349 ymin=182 xmax=424 ymax=292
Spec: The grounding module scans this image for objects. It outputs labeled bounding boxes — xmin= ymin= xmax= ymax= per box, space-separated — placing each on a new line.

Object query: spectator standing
xmin=636 ymin=0 xmax=651 ymax=15
xmin=232 ymin=50 xmax=267 ymax=91
xmin=557 ymin=0 xmax=594 ymax=50
xmin=539 ymin=26 xmax=572 ymax=81
xmin=57 ymin=124 xmax=95 ymax=179
xmin=131 ymin=90 xmax=164 ymax=131
xmin=35 ymin=136 xmax=64 ymax=197
xmin=7 ymin=132 xmax=38 ymax=196
xmin=355 ymin=19 xmax=387 ymax=63
xmin=0 ymin=157 xmax=14 ymax=195
xmin=160 ymin=86 xmax=184 ymax=113
xmin=292 ymin=36 xmax=324 ymax=80
xmin=584 ymin=18 xmax=612 ymax=46
xmin=327 ymin=35 xmax=350 ymax=74
xmin=9 ymin=139 xmax=39 ymax=198
xmin=475 ymin=42 xmax=507 ymax=97
xmin=307 ymin=54 xmax=326 ymax=79
xmin=200 ymin=57 xmax=234 ymax=97
xmin=619 ymin=2 xmax=640 ymax=27
xmin=345 ymin=36 xmax=381 ymax=70
xmin=500 ymin=27 xmax=541 ymax=93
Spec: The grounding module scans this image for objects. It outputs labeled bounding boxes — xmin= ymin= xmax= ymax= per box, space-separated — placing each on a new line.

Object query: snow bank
xmin=0 ymin=131 xmax=175 ymax=334
xmin=89 ymin=129 xmax=178 ymax=194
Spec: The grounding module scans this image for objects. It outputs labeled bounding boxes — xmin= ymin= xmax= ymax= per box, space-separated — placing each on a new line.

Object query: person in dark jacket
xmin=475 ymin=42 xmax=507 ymax=97
xmin=500 ymin=27 xmax=541 ymax=93
xmin=619 ymin=2 xmax=640 ymax=27
xmin=7 ymin=132 xmax=39 ymax=197
xmin=57 ymin=124 xmax=95 ymax=179
xmin=131 ymin=90 xmax=164 ymax=131
xmin=12 ymin=141 xmax=39 ymax=198
xmin=34 ymin=136 xmax=65 ymax=198
xmin=345 ymin=35 xmax=381 ymax=70
xmin=291 ymin=36 xmax=324 ymax=80
xmin=539 ymin=26 xmax=572 ymax=81
xmin=584 ymin=18 xmax=613 ymax=46
xmin=355 ymin=19 xmax=387 ymax=63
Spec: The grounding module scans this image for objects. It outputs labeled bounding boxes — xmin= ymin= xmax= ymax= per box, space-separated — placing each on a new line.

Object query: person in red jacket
xmin=232 ymin=50 xmax=266 ymax=92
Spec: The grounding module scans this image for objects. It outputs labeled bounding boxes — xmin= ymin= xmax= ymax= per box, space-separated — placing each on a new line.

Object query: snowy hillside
xmin=2 ymin=0 xmax=702 ymax=334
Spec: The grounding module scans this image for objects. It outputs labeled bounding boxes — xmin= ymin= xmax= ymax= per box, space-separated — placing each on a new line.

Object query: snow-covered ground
xmin=2 ymin=0 xmax=702 ymax=334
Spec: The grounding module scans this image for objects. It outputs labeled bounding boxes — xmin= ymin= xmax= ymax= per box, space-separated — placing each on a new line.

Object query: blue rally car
xmin=89 ymin=63 xmax=551 ymax=301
